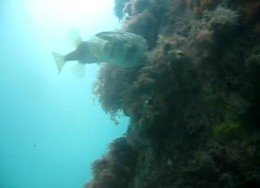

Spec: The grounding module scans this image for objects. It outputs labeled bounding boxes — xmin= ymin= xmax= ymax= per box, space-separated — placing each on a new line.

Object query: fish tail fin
xmin=52 ymin=52 xmax=65 ymax=73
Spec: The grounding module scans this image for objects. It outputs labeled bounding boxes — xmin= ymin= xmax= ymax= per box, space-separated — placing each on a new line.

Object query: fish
xmin=52 ymin=31 xmax=148 ymax=74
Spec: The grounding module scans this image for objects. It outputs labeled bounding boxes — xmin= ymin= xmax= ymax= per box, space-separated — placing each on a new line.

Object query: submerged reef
xmin=86 ymin=138 xmax=137 ymax=188
xmin=86 ymin=0 xmax=260 ymax=187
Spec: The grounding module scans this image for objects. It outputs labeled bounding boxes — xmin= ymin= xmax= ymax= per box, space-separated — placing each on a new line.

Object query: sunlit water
xmin=0 ymin=0 xmax=127 ymax=187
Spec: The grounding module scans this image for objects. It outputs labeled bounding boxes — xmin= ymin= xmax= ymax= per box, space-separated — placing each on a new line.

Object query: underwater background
xmin=1 ymin=0 xmax=259 ymax=188
xmin=0 ymin=0 xmax=128 ymax=187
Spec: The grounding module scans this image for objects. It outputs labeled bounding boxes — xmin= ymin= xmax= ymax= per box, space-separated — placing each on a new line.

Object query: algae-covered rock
xmin=85 ymin=137 xmax=137 ymax=188
xmin=87 ymin=0 xmax=260 ymax=187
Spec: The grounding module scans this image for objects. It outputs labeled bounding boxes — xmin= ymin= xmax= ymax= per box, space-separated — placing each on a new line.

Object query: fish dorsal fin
xmin=69 ymin=30 xmax=83 ymax=47
xmin=95 ymin=31 xmax=120 ymax=41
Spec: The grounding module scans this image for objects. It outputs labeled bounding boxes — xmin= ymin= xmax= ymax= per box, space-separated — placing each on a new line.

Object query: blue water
xmin=0 ymin=1 xmax=127 ymax=187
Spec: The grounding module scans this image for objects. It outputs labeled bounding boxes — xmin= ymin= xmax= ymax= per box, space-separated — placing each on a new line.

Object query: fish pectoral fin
xmin=72 ymin=63 xmax=86 ymax=78
xmin=52 ymin=52 xmax=65 ymax=73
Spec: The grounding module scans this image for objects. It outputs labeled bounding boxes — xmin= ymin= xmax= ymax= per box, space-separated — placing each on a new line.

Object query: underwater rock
xmin=114 ymin=0 xmax=128 ymax=20
xmin=85 ymin=137 xmax=137 ymax=188
xmin=87 ymin=0 xmax=260 ymax=187
xmin=123 ymin=0 xmax=167 ymax=49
